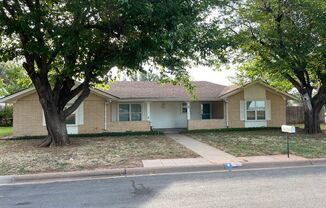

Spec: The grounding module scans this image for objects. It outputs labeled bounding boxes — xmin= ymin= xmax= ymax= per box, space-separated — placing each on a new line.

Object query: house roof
xmin=0 ymin=80 xmax=297 ymax=103
xmin=217 ymin=80 xmax=297 ymax=100
xmin=0 ymin=87 xmax=118 ymax=103
xmin=106 ymin=81 xmax=228 ymax=101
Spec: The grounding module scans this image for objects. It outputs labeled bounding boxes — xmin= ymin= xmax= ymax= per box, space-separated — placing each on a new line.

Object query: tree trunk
xmin=302 ymin=94 xmax=323 ymax=134
xmin=39 ymin=98 xmax=70 ymax=147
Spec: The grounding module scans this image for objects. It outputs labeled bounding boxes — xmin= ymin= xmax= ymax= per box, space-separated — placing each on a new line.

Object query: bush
xmin=0 ymin=105 xmax=13 ymax=127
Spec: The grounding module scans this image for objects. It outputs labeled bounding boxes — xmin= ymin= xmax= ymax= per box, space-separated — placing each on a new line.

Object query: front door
xmin=202 ymin=103 xmax=210 ymax=119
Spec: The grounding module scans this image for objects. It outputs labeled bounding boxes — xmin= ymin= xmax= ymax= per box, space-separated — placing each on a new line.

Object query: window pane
xmin=247 ymin=111 xmax=255 ymax=120
xmin=246 ymin=101 xmax=255 ymax=110
xmin=257 ymin=111 xmax=266 ymax=120
xmin=256 ymin=101 xmax=265 ymax=110
xmin=131 ymin=104 xmax=141 ymax=112
xmin=182 ymin=103 xmax=187 ymax=113
xmin=65 ymin=113 xmax=76 ymax=125
xmin=119 ymin=104 xmax=129 ymax=113
xmin=119 ymin=113 xmax=129 ymax=121
xmin=131 ymin=113 xmax=141 ymax=121
xmin=201 ymin=103 xmax=210 ymax=119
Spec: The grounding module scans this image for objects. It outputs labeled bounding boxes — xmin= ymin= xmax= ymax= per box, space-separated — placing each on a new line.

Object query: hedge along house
xmin=0 ymin=81 xmax=296 ymax=136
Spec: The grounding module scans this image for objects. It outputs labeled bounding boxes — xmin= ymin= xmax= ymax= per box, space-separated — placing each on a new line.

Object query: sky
xmin=188 ymin=65 xmax=236 ymax=86
xmin=118 ymin=64 xmax=238 ymax=86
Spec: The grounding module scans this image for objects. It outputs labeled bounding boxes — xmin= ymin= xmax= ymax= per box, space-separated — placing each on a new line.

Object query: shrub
xmin=0 ymin=105 xmax=13 ymax=127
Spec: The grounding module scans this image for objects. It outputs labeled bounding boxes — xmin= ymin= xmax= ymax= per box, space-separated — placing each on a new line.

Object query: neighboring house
xmin=0 ymin=81 xmax=295 ymax=136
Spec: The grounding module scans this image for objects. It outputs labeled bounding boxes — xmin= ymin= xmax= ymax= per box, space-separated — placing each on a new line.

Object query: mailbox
xmin=281 ymin=125 xmax=296 ymax=134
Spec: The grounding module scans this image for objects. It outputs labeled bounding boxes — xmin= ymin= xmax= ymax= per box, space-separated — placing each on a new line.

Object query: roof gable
xmin=217 ymin=81 xmax=297 ymax=100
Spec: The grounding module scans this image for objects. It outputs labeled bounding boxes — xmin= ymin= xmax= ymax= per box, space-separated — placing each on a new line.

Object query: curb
xmin=1 ymin=158 xmax=326 ymax=185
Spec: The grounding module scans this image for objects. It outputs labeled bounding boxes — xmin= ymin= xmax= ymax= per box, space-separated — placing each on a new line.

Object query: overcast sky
xmin=188 ymin=65 xmax=236 ymax=86
xmin=118 ymin=64 xmax=238 ymax=86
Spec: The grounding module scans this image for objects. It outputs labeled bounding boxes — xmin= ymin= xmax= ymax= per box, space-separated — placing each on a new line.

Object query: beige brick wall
xmin=13 ymin=92 xmax=109 ymax=136
xmin=13 ymin=93 xmax=47 ymax=136
xmin=266 ymin=90 xmax=286 ymax=127
xmin=108 ymin=121 xmax=151 ymax=132
xmin=188 ymin=119 xmax=226 ymax=130
xmin=227 ymin=91 xmax=245 ymax=128
xmin=78 ymin=93 xmax=106 ymax=134
xmin=212 ymin=101 xmax=224 ymax=119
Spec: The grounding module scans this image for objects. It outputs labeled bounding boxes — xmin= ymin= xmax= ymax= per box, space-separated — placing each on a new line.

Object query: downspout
xmin=225 ymin=100 xmax=229 ymax=128
xmin=104 ymin=101 xmax=109 ymax=131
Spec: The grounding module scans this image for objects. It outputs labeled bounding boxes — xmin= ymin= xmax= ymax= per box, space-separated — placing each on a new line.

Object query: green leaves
xmin=0 ymin=0 xmax=224 ymax=90
xmin=224 ymin=0 xmax=326 ymax=94
xmin=0 ymin=62 xmax=32 ymax=97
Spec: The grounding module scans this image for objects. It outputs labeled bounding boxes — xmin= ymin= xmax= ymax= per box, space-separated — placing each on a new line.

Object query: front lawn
xmin=0 ymin=135 xmax=197 ymax=175
xmin=295 ymin=123 xmax=326 ymax=130
xmin=0 ymin=127 xmax=12 ymax=138
xmin=186 ymin=129 xmax=326 ymax=158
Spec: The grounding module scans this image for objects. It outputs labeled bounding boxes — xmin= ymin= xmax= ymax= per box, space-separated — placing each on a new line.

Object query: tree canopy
xmin=222 ymin=0 xmax=326 ymax=133
xmin=0 ymin=0 xmax=227 ymax=145
xmin=0 ymin=62 xmax=32 ymax=96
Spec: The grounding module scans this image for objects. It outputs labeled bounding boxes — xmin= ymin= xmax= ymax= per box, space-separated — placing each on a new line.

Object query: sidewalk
xmin=2 ymin=158 xmax=326 ymax=185
xmin=142 ymin=133 xmax=310 ymax=168
xmin=143 ymin=133 xmax=240 ymax=168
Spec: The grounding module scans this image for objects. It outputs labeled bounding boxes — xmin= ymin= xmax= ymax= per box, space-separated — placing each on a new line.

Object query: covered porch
xmin=108 ymin=100 xmax=227 ymax=131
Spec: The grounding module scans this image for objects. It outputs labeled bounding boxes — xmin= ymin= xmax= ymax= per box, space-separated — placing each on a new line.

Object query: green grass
xmin=186 ymin=129 xmax=326 ymax=158
xmin=0 ymin=127 xmax=12 ymax=138
xmin=0 ymin=135 xmax=197 ymax=175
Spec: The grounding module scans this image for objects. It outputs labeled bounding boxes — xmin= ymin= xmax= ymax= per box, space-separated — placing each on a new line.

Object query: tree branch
xmin=284 ymin=73 xmax=302 ymax=91
xmin=62 ymin=86 xmax=90 ymax=118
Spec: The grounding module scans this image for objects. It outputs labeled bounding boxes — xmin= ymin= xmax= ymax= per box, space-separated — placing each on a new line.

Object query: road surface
xmin=1 ymin=165 xmax=326 ymax=208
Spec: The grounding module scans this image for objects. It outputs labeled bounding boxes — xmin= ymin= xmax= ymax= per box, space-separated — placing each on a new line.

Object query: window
xmin=181 ymin=102 xmax=187 ymax=113
xmin=119 ymin=104 xmax=142 ymax=121
xmin=201 ymin=103 xmax=210 ymax=119
xmin=246 ymin=101 xmax=266 ymax=121
xmin=65 ymin=112 xmax=77 ymax=125
xmin=63 ymin=104 xmax=77 ymax=125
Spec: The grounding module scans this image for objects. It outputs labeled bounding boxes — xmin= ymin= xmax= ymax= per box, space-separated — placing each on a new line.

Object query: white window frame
xmin=118 ymin=103 xmax=142 ymax=121
xmin=181 ymin=102 xmax=187 ymax=113
xmin=245 ymin=100 xmax=266 ymax=121
xmin=64 ymin=104 xmax=78 ymax=126
xmin=65 ymin=111 xmax=77 ymax=126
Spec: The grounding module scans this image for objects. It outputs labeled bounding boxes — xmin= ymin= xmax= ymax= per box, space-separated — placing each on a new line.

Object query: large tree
xmin=0 ymin=0 xmax=221 ymax=146
xmin=224 ymin=0 xmax=326 ymax=133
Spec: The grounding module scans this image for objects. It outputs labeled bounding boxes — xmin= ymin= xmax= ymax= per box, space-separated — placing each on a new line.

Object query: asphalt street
xmin=1 ymin=165 xmax=326 ymax=208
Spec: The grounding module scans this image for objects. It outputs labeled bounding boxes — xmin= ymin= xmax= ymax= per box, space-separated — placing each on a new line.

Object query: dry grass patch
xmin=0 ymin=135 xmax=197 ymax=175
xmin=186 ymin=129 xmax=326 ymax=158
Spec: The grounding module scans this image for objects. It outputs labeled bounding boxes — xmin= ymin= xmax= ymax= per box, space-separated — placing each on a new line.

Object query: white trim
xmin=0 ymin=88 xmax=36 ymax=103
xmin=118 ymin=103 xmax=142 ymax=121
xmin=245 ymin=100 xmax=267 ymax=121
xmin=186 ymin=102 xmax=191 ymax=120
xmin=0 ymin=87 xmax=118 ymax=104
xmin=218 ymin=81 xmax=297 ymax=100
xmin=146 ymin=102 xmax=151 ymax=121
xmin=225 ymin=101 xmax=229 ymax=127
xmin=104 ymin=102 xmax=108 ymax=130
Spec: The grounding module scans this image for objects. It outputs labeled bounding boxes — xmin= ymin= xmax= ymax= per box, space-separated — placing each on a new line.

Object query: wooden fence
xmin=286 ymin=106 xmax=325 ymax=124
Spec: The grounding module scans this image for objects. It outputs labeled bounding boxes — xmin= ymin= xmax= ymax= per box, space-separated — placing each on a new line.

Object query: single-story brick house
xmin=0 ymin=81 xmax=295 ymax=136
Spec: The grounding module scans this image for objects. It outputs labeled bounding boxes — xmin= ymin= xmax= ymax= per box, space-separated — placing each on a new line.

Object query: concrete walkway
xmin=142 ymin=133 xmax=240 ymax=168
xmin=167 ymin=133 xmax=238 ymax=163
xmin=142 ymin=133 xmax=309 ymax=168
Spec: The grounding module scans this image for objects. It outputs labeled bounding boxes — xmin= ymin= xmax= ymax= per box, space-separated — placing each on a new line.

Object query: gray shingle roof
xmin=106 ymin=81 xmax=233 ymax=100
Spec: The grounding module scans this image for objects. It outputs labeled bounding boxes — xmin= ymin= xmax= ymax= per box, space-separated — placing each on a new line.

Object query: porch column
xmin=146 ymin=102 xmax=151 ymax=121
xmin=187 ymin=102 xmax=191 ymax=120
